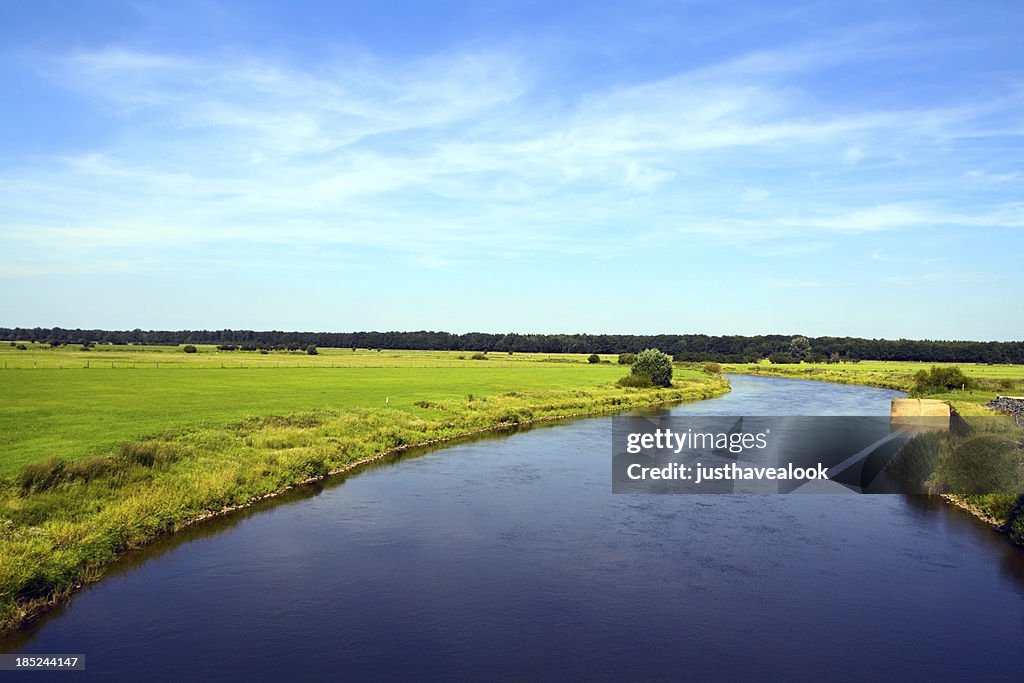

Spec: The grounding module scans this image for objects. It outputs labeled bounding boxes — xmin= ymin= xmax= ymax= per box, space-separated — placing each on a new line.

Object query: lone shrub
xmin=587 ymin=353 xmax=601 ymax=364
xmin=630 ymin=348 xmax=673 ymax=387
xmin=911 ymin=366 xmax=971 ymax=397
xmin=701 ymin=362 xmax=722 ymax=375
xmin=618 ymin=353 xmax=636 ymax=365
xmin=306 ymin=345 xmax=318 ymax=355
xmin=471 ymin=352 xmax=488 ymax=360
xmin=182 ymin=345 xmax=198 ymax=354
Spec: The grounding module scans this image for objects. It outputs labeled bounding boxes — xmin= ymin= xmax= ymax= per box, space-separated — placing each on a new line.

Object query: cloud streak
xmin=3 ymin=31 xmax=1023 ymax=278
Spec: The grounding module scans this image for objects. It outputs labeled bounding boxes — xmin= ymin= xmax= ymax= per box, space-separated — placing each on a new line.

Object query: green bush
xmin=1007 ymin=495 xmax=1024 ymax=546
xmin=911 ymin=366 xmax=972 ymax=397
xmin=471 ymin=352 xmax=488 ymax=360
xmin=587 ymin=353 xmax=601 ymax=364
xmin=182 ymin=345 xmax=198 ymax=354
xmin=701 ymin=362 xmax=722 ymax=375
xmin=617 ymin=353 xmax=636 ymax=365
xmin=306 ymin=345 xmax=318 ymax=355
xmin=630 ymin=349 xmax=673 ymax=387
xmin=768 ymin=352 xmax=794 ymax=364
xmin=616 ymin=373 xmax=654 ymax=388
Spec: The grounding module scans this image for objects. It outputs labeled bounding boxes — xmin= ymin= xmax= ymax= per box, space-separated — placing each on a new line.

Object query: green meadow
xmin=0 ymin=343 xmax=612 ymax=369
xmin=0 ymin=344 xmax=727 ymax=630
xmin=0 ymin=350 xmax=654 ymax=477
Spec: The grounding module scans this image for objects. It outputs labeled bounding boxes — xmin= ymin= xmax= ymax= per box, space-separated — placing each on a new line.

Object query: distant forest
xmin=2 ymin=327 xmax=1023 ymax=364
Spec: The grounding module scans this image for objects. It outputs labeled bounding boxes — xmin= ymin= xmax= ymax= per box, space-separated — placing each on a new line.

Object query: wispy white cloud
xmin=964 ymin=169 xmax=1021 ymax=183
xmin=3 ymin=33 xmax=1023 ymax=277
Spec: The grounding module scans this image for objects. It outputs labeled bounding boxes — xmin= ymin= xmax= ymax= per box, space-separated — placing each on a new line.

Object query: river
xmin=4 ymin=375 xmax=1023 ymax=680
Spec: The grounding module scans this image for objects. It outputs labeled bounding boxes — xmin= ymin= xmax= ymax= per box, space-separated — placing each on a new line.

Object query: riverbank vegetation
xmin=0 ymin=346 xmax=728 ymax=632
xmin=719 ymin=360 xmax=1024 ymax=408
xmin=720 ymin=359 xmax=1024 ymax=542
xmin=883 ymin=417 xmax=1024 ymax=546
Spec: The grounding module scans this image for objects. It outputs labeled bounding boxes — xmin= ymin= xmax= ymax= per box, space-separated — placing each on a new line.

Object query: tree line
xmin=2 ymin=327 xmax=1022 ymax=363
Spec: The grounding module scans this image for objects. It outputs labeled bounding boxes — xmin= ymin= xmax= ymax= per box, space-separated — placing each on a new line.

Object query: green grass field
xmin=0 ymin=362 xmax=658 ymax=478
xmin=0 ymin=344 xmax=726 ymax=630
xmin=0 ymin=343 xmax=619 ymax=369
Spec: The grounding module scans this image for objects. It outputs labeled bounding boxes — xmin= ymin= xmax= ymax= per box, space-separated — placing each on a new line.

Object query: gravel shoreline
xmin=985 ymin=395 xmax=1024 ymax=420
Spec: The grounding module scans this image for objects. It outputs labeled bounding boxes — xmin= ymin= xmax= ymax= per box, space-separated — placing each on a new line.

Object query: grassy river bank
xmin=0 ymin=346 xmax=728 ymax=632
xmin=721 ymin=360 xmax=1024 ymax=545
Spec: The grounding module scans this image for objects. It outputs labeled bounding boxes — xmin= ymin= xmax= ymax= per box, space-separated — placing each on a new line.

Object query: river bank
xmin=719 ymin=362 xmax=910 ymax=392
xmin=722 ymin=363 xmax=1024 ymax=545
xmin=0 ymin=375 xmax=729 ymax=633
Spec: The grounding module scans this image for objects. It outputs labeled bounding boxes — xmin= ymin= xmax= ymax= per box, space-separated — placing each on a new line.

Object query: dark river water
xmin=5 ymin=375 xmax=1024 ymax=680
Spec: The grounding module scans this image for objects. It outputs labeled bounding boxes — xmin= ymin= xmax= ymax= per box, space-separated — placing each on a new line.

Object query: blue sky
xmin=1 ymin=1 xmax=1021 ymax=339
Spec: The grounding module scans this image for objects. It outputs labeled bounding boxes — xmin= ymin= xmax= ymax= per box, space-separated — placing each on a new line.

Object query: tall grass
xmin=884 ymin=416 xmax=1024 ymax=544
